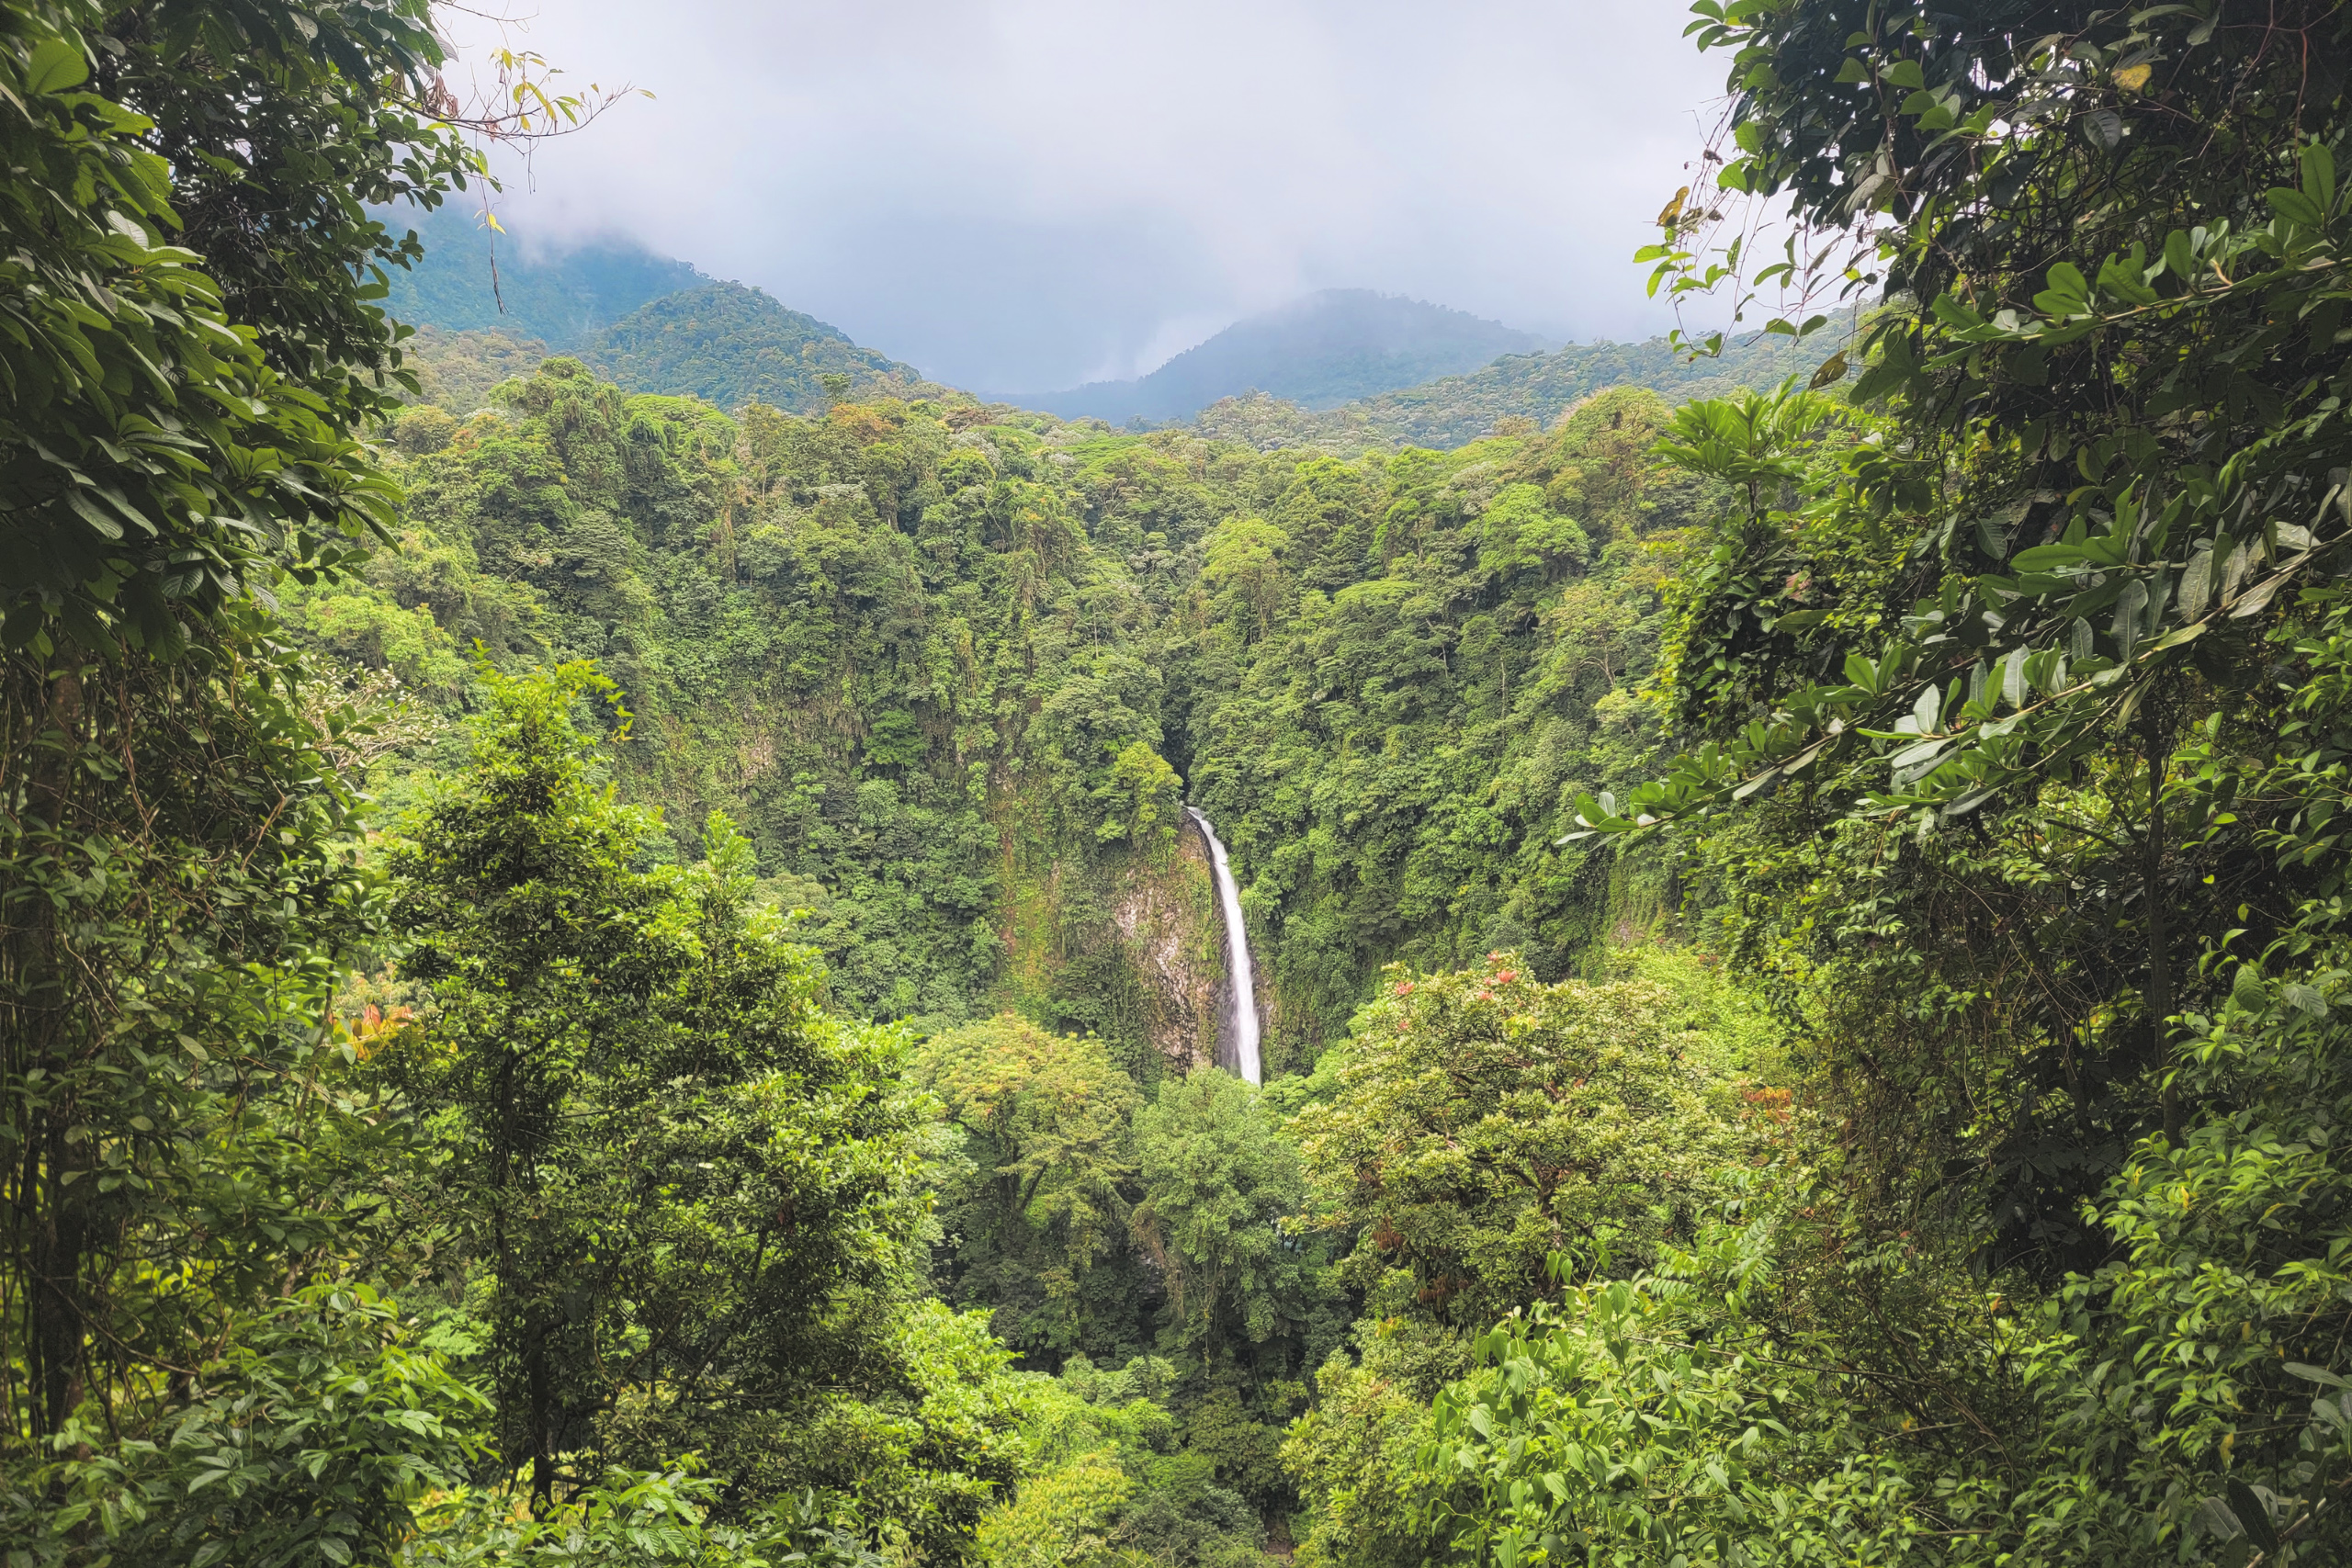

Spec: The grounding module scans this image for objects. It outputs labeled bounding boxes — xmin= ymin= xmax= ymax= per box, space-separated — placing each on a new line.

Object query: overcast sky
xmin=449 ymin=1 xmax=1730 ymax=393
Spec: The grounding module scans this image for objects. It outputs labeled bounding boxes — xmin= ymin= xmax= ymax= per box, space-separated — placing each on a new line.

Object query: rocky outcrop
xmin=1107 ymin=829 xmax=1231 ymax=1075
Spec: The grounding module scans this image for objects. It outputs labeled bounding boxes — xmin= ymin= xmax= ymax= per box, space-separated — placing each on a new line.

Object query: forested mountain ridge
xmin=1012 ymin=290 xmax=1555 ymax=423
xmin=1310 ymin=323 xmax=1838 ymax=446
xmin=379 ymin=211 xmax=1825 ymax=441
xmin=380 ymin=209 xmax=927 ymax=412
xmin=402 ymin=306 xmax=1840 ymax=453
xmin=1182 ymin=325 xmax=1843 ymax=451
xmin=582 ymin=281 xmax=930 ymax=412
xmin=406 ymin=324 xmax=549 ymax=412
xmin=379 ymin=202 xmax=708 ymax=347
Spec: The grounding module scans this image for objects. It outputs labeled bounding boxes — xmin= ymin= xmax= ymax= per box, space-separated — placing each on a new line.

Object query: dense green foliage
xmin=0 ymin=4 xmax=492 ymax=1564
xmin=237 ymin=259 xmax=1755 ymax=1562
xmin=0 ymin=5 xmax=1022 ymax=1562
xmin=0 ymin=0 xmax=446 ymax=651
xmin=1293 ymin=956 xmax=1758 ymax=1327
xmin=1181 ymin=389 xmax=1733 ymax=1055
xmin=303 ymin=361 xmax=1721 ymax=1066
xmin=914 ymin=1012 xmax=1342 ymax=1546
xmin=33 ymin=1 xmax=2352 ymax=1564
xmin=0 ymin=0 xmax=439 ymax=1406
xmin=406 ymin=326 xmax=550 ymax=416
xmin=384 ymin=667 xmax=999 ymax=1532
xmin=1389 ymin=2 xmax=2352 ymax=1565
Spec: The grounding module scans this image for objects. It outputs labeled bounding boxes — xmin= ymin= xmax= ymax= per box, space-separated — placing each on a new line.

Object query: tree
xmin=918 ymin=1015 xmax=1144 ymax=1357
xmin=976 ymin=1352 xmax=1274 ymax=1568
xmin=1439 ymin=0 xmax=2352 ymax=1562
xmin=386 ymin=663 xmax=935 ymax=1513
xmin=1294 ymin=954 xmax=1748 ymax=1327
xmin=0 ymin=0 xmax=450 ymax=655
xmin=1131 ymin=1071 xmax=1328 ymax=1359
xmin=0 ymin=0 xmax=473 ymax=1516
xmin=11 ymin=1287 xmax=489 ymax=1568
xmin=1597 ymin=0 xmax=2352 ymax=897
xmin=386 ymin=662 xmax=685 ymax=1499
xmin=1096 ymin=739 xmax=1182 ymax=849
xmin=0 ymin=6 xmax=671 ymax=1562
xmin=1125 ymin=1069 xmax=1337 ymax=1517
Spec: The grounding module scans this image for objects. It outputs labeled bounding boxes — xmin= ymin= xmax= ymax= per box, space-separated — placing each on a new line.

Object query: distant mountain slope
xmin=380 ymin=205 xmax=707 ymax=349
xmin=405 ymin=327 xmax=548 ymax=414
xmin=1014 ymin=290 xmax=1554 ymax=423
xmin=581 ymin=282 xmax=925 ymax=413
xmin=1187 ymin=328 xmax=1844 ymax=451
xmin=1333 ymin=331 xmax=1834 ymax=446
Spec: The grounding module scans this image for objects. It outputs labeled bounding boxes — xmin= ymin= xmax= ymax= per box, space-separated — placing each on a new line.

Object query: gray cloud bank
xmin=448 ymin=0 xmax=1728 ymax=394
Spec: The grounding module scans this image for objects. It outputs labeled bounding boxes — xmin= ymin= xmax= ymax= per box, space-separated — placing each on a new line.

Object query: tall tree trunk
xmin=2143 ymin=705 xmax=2177 ymax=1144
xmin=28 ymin=1119 xmax=89 ymax=1440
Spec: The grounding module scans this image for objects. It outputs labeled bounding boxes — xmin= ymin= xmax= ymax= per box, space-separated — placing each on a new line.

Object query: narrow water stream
xmin=1185 ymin=807 xmax=1261 ymax=1086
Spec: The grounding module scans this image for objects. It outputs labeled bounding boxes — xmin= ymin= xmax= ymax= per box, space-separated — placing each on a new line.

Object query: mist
xmin=446 ymin=0 xmax=1729 ymax=393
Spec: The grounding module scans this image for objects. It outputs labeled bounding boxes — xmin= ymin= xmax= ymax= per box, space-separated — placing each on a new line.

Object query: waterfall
xmin=1185 ymin=807 xmax=1261 ymax=1086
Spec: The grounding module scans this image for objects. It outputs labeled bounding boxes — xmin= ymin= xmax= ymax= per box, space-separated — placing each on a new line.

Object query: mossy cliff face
xmin=1105 ymin=829 xmax=1230 ymax=1075
xmin=986 ymin=823 xmax=1231 ymax=1084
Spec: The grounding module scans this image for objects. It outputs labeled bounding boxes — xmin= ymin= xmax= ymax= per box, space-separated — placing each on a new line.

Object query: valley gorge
xmin=14 ymin=5 xmax=2352 ymax=1565
xmin=325 ymin=361 xmax=1708 ymax=1085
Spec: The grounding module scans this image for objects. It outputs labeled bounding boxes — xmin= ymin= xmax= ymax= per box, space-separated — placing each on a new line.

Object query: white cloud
xmin=440 ymin=0 xmax=1732 ymax=390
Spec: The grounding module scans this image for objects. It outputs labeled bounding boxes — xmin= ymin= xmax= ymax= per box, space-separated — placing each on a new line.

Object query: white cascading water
xmin=1185 ymin=807 xmax=1261 ymax=1085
